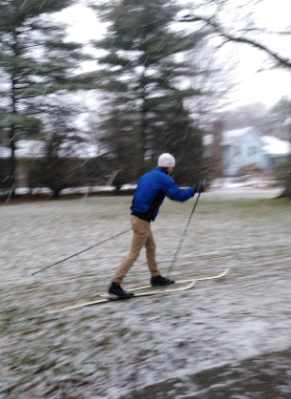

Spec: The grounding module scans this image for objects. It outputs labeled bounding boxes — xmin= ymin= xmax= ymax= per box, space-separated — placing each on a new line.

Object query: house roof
xmin=203 ymin=127 xmax=258 ymax=147
xmin=203 ymin=126 xmax=290 ymax=157
xmin=261 ymin=135 xmax=291 ymax=156
xmin=222 ymin=127 xmax=253 ymax=145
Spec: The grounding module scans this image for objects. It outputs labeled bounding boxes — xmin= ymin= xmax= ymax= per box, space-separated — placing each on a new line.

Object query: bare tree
xmin=151 ymin=0 xmax=291 ymax=68
xmin=152 ymin=0 xmax=291 ymax=196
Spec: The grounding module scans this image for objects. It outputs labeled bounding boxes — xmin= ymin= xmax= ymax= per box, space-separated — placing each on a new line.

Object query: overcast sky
xmin=56 ymin=0 xmax=291 ymax=110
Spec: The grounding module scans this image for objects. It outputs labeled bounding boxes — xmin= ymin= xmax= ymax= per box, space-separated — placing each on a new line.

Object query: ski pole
xmin=31 ymin=228 xmax=131 ymax=276
xmin=166 ymin=192 xmax=201 ymax=278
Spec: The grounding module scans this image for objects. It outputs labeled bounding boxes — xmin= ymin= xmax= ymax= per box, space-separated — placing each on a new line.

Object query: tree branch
xmin=179 ymin=15 xmax=291 ymax=69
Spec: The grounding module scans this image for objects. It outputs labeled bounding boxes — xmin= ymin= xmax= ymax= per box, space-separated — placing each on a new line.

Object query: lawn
xmin=1 ymin=188 xmax=291 ymax=398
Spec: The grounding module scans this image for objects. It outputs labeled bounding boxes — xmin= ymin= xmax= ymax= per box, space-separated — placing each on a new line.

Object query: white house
xmin=204 ymin=126 xmax=290 ymax=176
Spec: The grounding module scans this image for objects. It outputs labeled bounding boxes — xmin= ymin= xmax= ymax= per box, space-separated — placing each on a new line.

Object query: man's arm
xmin=163 ymin=177 xmax=195 ymax=202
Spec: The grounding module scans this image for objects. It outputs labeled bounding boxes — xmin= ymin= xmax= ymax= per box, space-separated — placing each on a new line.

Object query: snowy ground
xmin=1 ymin=187 xmax=291 ymax=398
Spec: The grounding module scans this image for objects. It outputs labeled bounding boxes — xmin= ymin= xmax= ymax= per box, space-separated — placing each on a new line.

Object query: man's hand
xmin=194 ymin=181 xmax=206 ymax=193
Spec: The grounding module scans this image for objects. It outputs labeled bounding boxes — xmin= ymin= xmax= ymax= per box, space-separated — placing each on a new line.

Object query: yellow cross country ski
xmin=46 ymin=278 xmax=196 ymax=314
xmin=130 ymin=267 xmax=229 ymax=292
xmin=46 ymin=268 xmax=229 ymax=314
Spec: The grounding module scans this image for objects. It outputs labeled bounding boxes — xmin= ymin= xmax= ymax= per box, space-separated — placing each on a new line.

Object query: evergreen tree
xmin=267 ymin=98 xmax=291 ymax=141
xmin=0 ymin=0 xmax=87 ymax=193
xmin=90 ymin=0 xmax=210 ymax=184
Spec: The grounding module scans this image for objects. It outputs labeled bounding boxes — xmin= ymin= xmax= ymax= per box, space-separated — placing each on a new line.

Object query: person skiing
xmin=108 ymin=153 xmax=204 ymax=298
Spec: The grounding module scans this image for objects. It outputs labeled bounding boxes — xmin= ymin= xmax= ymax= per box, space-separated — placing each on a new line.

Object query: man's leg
xmin=145 ymin=229 xmax=161 ymax=277
xmin=145 ymin=229 xmax=174 ymax=286
xmin=112 ymin=216 xmax=150 ymax=284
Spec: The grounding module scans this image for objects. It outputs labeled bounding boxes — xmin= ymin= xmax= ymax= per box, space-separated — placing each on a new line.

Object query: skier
xmin=108 ymin=153 xmax=204 ymax=298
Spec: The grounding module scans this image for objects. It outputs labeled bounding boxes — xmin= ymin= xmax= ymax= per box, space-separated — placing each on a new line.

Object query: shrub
xmin=0 ymin=159 xmax=13 ymax=190
xmin=273 ymin=160 xmax=290 ymax=186
xmin=239 ymin=163 xmax=264 ymax=177
xmin=28 ymin=157 xmax=85 ymax=197
xmin=83 ymin=155 xmax=148 ymax=190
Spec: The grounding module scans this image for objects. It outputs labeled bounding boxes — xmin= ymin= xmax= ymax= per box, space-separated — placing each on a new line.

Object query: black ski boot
xmin=108 ymin=282 xmax=134 ymax=298
xmin=150 ymin=275 xmax=175 ymax=287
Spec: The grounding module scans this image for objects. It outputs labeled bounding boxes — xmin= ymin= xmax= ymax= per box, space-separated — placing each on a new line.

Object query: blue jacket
xmin=130 ymin=168 xmax=195 ymax=222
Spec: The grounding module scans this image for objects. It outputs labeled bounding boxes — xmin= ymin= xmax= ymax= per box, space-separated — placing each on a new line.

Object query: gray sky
xmin=56 ymin=1 xmax=291 ymax=109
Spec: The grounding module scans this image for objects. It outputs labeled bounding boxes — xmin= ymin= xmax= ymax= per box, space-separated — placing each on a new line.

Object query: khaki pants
xmin=112 ymin=215 xmax=161 ymax=284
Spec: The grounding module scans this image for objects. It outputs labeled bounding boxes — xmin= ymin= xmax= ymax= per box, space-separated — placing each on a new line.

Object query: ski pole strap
xmin=31 ymin=228 xmax=131 ymax=276
xmin=166 ymin=192 xmax=201 ymax=278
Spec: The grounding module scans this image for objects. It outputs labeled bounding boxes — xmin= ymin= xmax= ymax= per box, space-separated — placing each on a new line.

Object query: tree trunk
xmin=277 ymin=122 xmax=291 ymax=198
xmin=139 ymin=68 xmax=148 ymax=175
xmin=211 ymin=120 xmax=224 ymax=178
xmin=9 ymin=124 xmax=17 ymax=197
xmin=52 ymin=188 xmax=61 ymax=198
xmin=277 ymin=154 xmax=291 ymax=198
xmin=10 ymin=70 xmax=18 ymax=197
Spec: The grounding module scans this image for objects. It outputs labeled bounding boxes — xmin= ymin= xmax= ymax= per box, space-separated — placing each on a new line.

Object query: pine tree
xmin=90 ymin=0 xmax=210 ymax=184
xmin=268 ymin=98 xmax=291 ymax=141
xmin=0 ymin=0 xmax=87 ymax=194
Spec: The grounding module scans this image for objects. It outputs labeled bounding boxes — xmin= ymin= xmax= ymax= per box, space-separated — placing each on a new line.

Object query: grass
xmin=0 ymin=190 xmax=291 ymax=398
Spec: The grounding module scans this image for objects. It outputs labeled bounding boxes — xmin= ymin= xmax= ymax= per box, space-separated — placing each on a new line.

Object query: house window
xmin=233 ymin=145 xmax=240 ymax=156
xmin=248 ymin=146 xmax=256 ymax=156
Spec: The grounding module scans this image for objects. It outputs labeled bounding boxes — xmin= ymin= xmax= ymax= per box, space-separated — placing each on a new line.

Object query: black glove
xmin=194 ymin=181 xmax=206 ymax=193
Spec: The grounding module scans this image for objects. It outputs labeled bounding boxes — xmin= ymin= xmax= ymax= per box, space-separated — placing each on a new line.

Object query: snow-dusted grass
xmin=0 ymin=188 xmax=291 ymax=398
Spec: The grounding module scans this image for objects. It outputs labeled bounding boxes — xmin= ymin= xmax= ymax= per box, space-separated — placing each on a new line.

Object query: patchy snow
xmin=0 ymin=188 xmax=291 ymax=398
xmin=14 ymin=186 xmax=126 ymax=196
xmin=210 ymin=177 xmax=279 ymax=190
xmin=0 ymin=145 xmax=10 ymax=158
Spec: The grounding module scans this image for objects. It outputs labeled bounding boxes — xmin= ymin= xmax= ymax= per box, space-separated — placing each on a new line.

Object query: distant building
xmin=204 ymin=126 xmax=290 ymax=176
